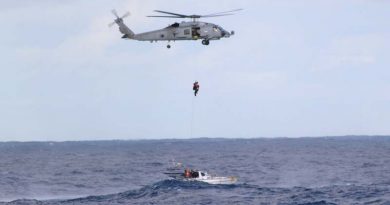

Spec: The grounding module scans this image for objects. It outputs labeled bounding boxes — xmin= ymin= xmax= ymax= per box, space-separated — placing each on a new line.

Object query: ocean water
xmin=0 ymin=136 xmax=389 ymax=205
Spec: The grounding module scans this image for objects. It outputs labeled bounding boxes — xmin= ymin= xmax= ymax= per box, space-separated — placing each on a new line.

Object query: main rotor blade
xmin=154 ymin=10 xmax=187 ymax=17
xmin=147 ymin=15 xmax=184 ymax=18
xmin=204 ymin=8 xmax=243 ymax=16
xmin=201 ymin=14 xmax=235 ymax=18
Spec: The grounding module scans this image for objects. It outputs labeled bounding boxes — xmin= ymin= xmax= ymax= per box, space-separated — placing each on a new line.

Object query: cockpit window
xmin=201 ymin=172 xmax=205 ymax=176
xmin=213 ymin=26 xmax=221 ymax=32
xmin=168 ymin=22 xmax=180 ymax=28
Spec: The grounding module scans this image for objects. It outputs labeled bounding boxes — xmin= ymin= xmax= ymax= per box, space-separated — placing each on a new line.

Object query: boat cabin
xmin=184 ymin=169 xmax=208 ymax=179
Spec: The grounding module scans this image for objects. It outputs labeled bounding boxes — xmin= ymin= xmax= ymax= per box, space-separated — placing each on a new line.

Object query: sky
xmin=0 ymin=0 xmax=389 ymax=141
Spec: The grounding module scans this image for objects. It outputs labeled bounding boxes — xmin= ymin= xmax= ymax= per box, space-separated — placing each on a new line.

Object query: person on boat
xmin=184 ymin=168 xmax=191 ymax=178
xmin=193 ymin=81 xmax=200 ymax=96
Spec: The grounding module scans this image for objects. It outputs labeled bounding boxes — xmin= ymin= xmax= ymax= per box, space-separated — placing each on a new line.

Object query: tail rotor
xmin=108 ymin=9 xmax=131 ymax=27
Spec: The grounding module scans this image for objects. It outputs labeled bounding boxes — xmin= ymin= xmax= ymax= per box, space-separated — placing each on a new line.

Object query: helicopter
xmin=109 ymin=9 xmax=242 ymax=48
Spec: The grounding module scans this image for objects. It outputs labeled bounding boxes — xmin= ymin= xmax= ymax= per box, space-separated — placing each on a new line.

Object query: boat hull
xmin=186 ymin=176 xmax=238 ymax=185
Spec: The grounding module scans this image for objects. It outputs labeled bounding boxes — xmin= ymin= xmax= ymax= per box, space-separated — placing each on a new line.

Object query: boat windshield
xmin=191 ymin=171 xmax=199 ymax=178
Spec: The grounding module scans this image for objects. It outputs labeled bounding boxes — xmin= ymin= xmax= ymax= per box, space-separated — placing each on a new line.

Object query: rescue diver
xmin=193 ymin=81 xmax=200 ymax=96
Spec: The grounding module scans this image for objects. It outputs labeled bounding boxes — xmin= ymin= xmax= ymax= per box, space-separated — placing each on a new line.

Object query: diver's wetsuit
xmin=193 ymin=82 xmax=199 ymax=96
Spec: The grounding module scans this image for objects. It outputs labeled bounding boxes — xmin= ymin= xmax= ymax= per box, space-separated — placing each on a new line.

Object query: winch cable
xmin=190 ymin=96 xmax=196 ymax=138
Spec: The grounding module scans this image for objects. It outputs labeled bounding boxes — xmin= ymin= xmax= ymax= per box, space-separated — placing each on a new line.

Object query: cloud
xmin=310 ymin=33 xmax=388 ymax=71
xmin=1 ymin=0 xmax=390 ymax=140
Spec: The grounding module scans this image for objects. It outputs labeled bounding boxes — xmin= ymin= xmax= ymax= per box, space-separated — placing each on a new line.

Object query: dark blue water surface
xmin=0 ymin=136 xmax=389 ymax=204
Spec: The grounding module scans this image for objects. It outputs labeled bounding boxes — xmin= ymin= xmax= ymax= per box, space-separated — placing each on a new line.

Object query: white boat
xmin=163 ymin=162 xmax=237 ymax=185
xmin=184 ymin=171 xmax=238 ymax=185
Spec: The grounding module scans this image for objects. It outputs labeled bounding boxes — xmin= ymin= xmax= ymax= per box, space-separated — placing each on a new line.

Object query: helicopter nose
xmin=222 ymin=30 xmax=230 ymax=38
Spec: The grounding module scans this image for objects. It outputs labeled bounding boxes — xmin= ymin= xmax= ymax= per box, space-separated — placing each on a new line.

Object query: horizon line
xmin=1 ymin=135 xmax=389 ymax=143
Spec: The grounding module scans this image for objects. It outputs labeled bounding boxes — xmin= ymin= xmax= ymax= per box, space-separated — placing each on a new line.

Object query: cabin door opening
xmin=192 ymin=27 xmax=201 ymax=39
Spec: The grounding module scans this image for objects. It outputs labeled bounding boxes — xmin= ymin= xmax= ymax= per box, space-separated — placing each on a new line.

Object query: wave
xmin=2 ymin=180 xmax=390 ymax=205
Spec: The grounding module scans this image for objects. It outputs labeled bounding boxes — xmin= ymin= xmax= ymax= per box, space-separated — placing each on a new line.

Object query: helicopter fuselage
xmin=110 ymin=9 xmax=240 ymax=48
xmin=130 ymin=21 xmax=232 ymax=43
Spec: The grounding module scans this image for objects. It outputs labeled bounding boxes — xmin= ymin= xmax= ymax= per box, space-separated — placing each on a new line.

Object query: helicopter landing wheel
xmin=167 ymin=45 xmax=171 ymax=49
xmin=202 ymin=40 xmax=210 ymax=46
